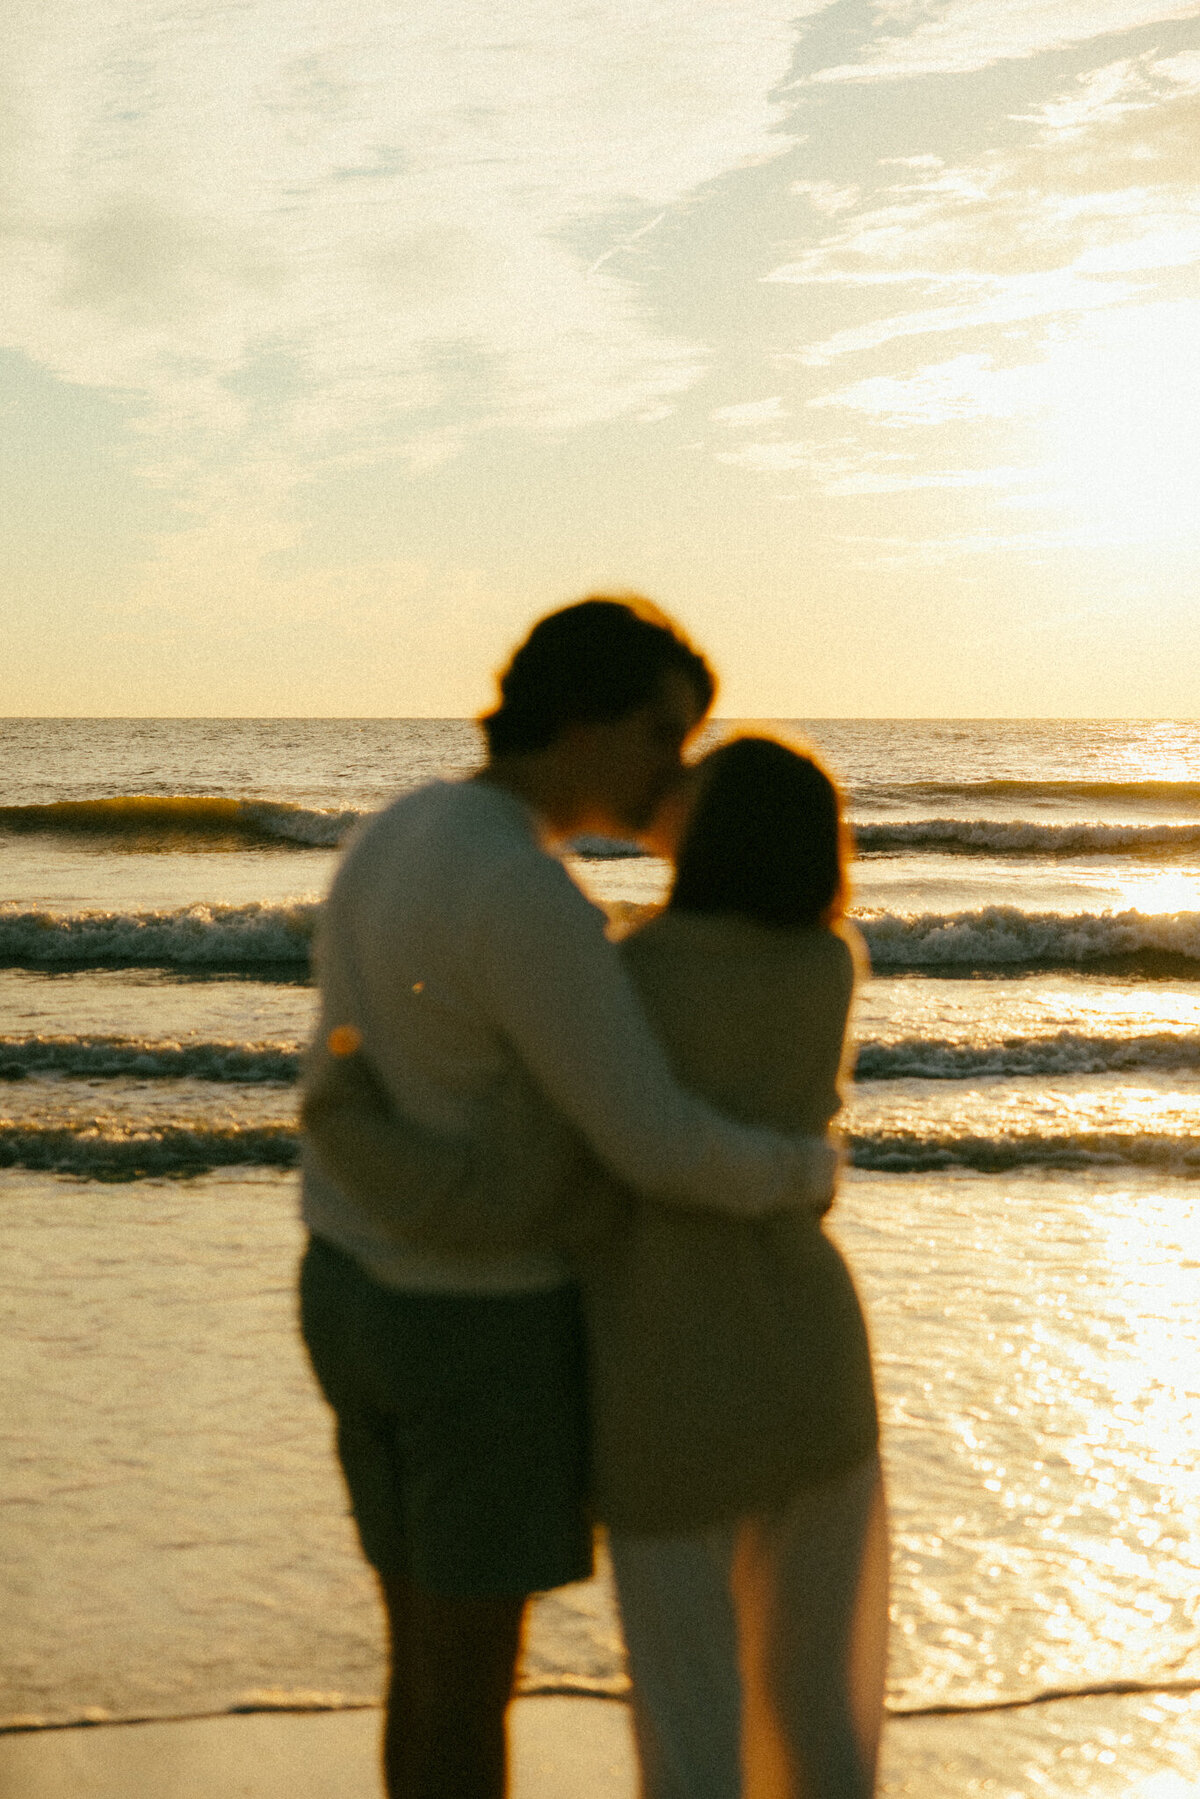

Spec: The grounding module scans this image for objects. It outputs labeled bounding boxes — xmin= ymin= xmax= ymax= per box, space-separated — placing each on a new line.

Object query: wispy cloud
xmin=710 ymin=396 xmax=788 ymax=428
xmin=705 ymin=45 xmax=1200 ymax=555
xmin=788 ymin=273 xmax=1136 ymax=365
xmin=0 ymin=0 xmax=839 ymax=598
xmin=809 ymin=0 xmax=1200 ymax=85
xmin=835 ymin=526 xmax=1106 ymax=564
xmin=828 ymin=463 xmax=1030 ymax=494
xmin=768 ymin=49 xmax=1200 ymax=365
xmin=808 ymin=353 xmax=1043 ymax=424
xmin=2 ymin=2 xmax=829 ymax=424
xmin=715 ymin=432 xmax=1028 ymax=496
xmin=715 ymin=438 xmax=825 ymax=472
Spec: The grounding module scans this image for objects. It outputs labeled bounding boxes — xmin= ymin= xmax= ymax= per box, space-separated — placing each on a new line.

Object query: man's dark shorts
xmin=300 ymin=1235 xmax=592 ymax=1598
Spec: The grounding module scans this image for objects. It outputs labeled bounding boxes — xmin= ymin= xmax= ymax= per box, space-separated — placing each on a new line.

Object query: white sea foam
xmin=860 ymin=906 xmax=1200 ymax=971
xmin=0 ymin=902 xmax=319 ymax=968
xmin=5 ymin=900 xmax=1200 ymax=973
xmin=618 ymin=904 xmax=1200 ymax=971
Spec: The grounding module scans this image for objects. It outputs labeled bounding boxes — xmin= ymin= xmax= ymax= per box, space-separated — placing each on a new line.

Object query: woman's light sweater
xmin=579 ymin=908 xmax=879 ymax=1533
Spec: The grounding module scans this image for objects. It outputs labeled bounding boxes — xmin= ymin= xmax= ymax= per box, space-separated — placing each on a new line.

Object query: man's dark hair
xmin=481 ymin=595 xmax=716 ymax=756
xmin=670 ymin=736 xmax=849 ymax=930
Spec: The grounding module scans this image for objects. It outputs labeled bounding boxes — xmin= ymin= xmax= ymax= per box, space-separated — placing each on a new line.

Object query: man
xmin=299 ymin=596 xmax=837 ymax=1799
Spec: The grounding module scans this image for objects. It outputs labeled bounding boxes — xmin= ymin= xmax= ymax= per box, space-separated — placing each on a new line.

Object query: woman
xmin=580 ymin=735 xmax=887 ymax=1799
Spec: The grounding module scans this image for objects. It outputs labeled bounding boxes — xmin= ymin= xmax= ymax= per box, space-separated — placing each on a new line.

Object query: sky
xmin=3 ymin=0 xmax=1200 ymax=716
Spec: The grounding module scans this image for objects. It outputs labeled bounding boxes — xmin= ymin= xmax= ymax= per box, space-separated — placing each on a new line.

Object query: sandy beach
xmin=4 ymin=1688 xmax=1200 ymax=1799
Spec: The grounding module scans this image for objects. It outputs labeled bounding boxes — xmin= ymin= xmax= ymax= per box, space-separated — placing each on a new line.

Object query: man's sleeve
xmin=467 ymin=850 xmax=835 ymax=1217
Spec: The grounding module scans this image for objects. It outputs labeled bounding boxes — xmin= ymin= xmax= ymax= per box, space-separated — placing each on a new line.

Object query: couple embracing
xmin=298 ymin=596 xmax=887 ymax=1799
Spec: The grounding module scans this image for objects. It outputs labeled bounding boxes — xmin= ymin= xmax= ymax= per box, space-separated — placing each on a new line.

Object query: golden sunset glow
xmin=2 ymin=3 xmax=1199 ymax=714
xmin=1035 ymin=304 xmax=1200 ymax=547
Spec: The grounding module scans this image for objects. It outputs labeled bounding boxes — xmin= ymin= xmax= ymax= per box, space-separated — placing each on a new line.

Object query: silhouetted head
xmin=481 ymin=596 xmax=715 ymax=756
xmin=669 ymin=735 xmax=849 ymax=929
xmin=480 ymin=596 xmax=715 ymax=834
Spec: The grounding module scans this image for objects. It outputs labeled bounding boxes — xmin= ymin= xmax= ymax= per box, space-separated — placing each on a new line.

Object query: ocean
xmin=3 ymin=717 xmax=1200 ymax=1738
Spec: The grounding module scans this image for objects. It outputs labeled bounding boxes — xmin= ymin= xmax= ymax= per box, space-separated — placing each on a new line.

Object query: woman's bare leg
xmin=612 ymin=1459 xmax=888 ymax=1799
xmin=609 ymin=1530 xmax=742 ymax=1799
xmin=733 ymin=1455 xmax=889 ymax=1799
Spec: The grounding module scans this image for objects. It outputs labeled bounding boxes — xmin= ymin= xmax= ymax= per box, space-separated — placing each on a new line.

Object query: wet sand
xmin=3 ymin=1687 xmax=1200 ymax=1799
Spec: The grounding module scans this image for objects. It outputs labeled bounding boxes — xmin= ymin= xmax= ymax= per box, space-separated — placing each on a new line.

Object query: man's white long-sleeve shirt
xmin=301 ymin=778 xmax=827 ymax=1293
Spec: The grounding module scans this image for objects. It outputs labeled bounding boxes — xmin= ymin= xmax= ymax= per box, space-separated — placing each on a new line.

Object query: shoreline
xmin=10 ymin=1667 xmax=1200 ymax=1736
xmin=3 ymin=1688 xmax=1200 ymax=1798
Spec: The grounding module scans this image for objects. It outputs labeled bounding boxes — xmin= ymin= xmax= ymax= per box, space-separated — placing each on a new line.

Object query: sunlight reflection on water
xmin=833 ymin=1169 xmax=1200 ymax=1710
xmin=3 ymin=1166 xmax=1200 ymax=1725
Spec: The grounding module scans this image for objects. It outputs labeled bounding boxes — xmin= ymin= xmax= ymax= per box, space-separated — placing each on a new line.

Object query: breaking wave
xmin=847 ymin=1129 xmax=1200 ymax=1176
xmin=0 ymin=797 xmax=651 ymax=861
xmin=855 ymin=778 xmax=1200 ymax=806
xmin=0 ymin=902 xmax=319 ymax=969
xmin=4 ymin=1029 xmax=1197 ymax=1086
xmin=854 ymin=1031 xmax=1200 ymax=1080
xmin=854 ymin=819 xmax=1200 ymax=857
xmin=0 ymin=1035 xmax=301 ymax=1083
xmin=859 ymin=906 xmax=1200 ymax=973
xmin=0 ymin=1120 xmax=300 ymax=1180
xmin=0 ymin=796 xmax=364 ymax=847
xmin=5 ymin=901 xmax=1200 ymax=975
xmin=6 ymin=1117 xmax=1200 ymax=1181
xmin=11 ymin=793 xmax=1200 ymax=866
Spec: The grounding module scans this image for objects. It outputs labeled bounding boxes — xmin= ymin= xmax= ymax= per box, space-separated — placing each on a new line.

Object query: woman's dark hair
xmin=481 ymin=595 xmax=715 ymax=756
xmin=669 ymin=736 xmax=849 ymax=930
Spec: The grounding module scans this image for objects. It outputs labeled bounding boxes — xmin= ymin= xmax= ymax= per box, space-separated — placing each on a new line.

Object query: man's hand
xmin=784 ymin=1135 xmax=840 ymax=1216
